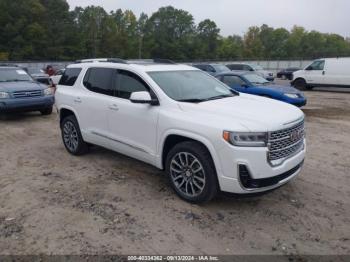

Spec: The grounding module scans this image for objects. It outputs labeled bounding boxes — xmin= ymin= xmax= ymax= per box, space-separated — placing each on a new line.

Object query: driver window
xmin=116 ymin=70 xmax=149 ymax=99
xmin=223 ymin=75 xmax=246 ymax=86
xmin=307 ymin=60 xmax=325 ymax=70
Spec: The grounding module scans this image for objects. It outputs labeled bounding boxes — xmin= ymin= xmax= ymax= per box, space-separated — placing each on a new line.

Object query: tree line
xmin=0 ymin=0 xmax=350 ymax=61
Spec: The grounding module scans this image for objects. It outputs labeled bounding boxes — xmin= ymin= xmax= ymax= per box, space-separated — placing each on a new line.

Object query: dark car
xmin=0 ymin=66 xmax=55 ymax=116
xmin=215 ymin=71 xmax=307 ymax=107
xmin=192 ymin=63 xmax=230 ymax=75
xmin=276 ymin=67 xmax=300 ymax=80
xmin=26 ymin=67 xmax=55 ymax=87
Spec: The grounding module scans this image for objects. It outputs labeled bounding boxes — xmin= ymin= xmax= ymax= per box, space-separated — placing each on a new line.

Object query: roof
xmin=68 ymin=61 xmax=197 ymax=72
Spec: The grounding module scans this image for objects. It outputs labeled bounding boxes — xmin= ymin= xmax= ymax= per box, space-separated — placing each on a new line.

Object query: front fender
xmin=156 ymin=129 xmax=223 ymax=175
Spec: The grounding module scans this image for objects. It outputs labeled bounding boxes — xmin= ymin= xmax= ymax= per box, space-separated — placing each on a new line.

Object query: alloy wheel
xmin=170 ymin=152 xmax=206 ymax=197
xmin=63 ymin=121 xmax=79 ymax=152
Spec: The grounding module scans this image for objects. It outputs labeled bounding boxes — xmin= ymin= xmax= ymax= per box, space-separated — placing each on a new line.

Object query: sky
xmin=67 ymin=0 xmax=350 ymax=37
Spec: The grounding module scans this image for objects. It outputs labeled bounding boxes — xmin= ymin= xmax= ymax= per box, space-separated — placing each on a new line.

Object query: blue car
xmin=0 ymin=66 xmax=55 ymax=115
xmin=215 ymin=71 xmax=307 ymax=107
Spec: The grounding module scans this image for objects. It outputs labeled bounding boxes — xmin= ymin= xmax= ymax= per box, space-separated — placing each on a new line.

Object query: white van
xmin=292 ymin=57 xmax=350 ymax=89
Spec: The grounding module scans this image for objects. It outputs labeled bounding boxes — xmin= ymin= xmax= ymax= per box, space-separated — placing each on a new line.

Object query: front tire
xmin=61 ymin=115 xmax=89 ymax=155
xmin=165 ymin=141 xmax=218 ymax=203
xmin=293 ymin=78 xmax=307 ymax=90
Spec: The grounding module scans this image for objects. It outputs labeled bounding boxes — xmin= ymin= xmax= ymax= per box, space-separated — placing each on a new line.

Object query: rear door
xmin=77 ymin=67 xmax=118 ymax=144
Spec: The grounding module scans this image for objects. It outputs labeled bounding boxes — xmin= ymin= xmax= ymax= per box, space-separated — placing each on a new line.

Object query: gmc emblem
xmin=290 ymin=129 xmax=303 ymax=141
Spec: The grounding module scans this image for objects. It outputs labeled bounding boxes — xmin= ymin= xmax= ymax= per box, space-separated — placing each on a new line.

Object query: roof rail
xmin=127 ymin=59 xmax=177 ymax=65
xmin=153 ymin=58 xmax=176 ymax=64
xmin=75 ymin=58 xmax=127 ymax=64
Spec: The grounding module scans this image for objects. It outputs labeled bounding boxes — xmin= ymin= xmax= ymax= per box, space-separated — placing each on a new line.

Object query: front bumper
xmin=0 ymin=96 xmax=54 ymax=113
xmin=216 ymin=139 xmax=306 ymax=194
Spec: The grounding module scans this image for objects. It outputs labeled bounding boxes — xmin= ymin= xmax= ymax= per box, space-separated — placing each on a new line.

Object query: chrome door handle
xmin=109 ymin=104 xmax=119 ymax=111
xmin=74 ymin=97 xmax=82 ymax=103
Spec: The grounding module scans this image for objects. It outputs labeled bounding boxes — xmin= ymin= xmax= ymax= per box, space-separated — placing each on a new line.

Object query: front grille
xmin=12 ymin=90 xmax=43 ymax=99
xmin=268 ymin=120 xmax=305 ymax=164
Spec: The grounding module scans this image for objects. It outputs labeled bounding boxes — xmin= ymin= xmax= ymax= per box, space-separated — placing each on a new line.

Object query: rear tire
xmin=40 ymin=107 xmax=53 ymax=115
xmin=60 ymin=115 xmax=89 ymax=155
xmin=293 ymin=78 xmax=307 ymax=90
xmin=165 ymin=141 xmax=218 ymax=204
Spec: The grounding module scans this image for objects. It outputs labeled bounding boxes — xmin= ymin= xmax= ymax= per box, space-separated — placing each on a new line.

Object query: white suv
xmin=55 ymin=59 xmax=306 ymax=203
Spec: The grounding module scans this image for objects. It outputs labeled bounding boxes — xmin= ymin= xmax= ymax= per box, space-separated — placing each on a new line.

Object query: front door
xmin=107 ymin=69 xmax=159 ymax=164
xmin=304 ymin=60 xmax=326 ymax=85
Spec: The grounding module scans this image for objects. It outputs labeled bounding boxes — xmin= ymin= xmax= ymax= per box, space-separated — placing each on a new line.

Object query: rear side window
xmin=116 ymin=70 xmax=149 ymax=99
xmin=59 ymin=68 xmax=82 ymax=86
xmin=83 ymin=68 xmax=115 ymax=96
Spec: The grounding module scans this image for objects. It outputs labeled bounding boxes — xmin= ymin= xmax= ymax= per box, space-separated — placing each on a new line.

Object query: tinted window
xmin=116 ymin=70 xmax=149 ymax=99
xmin=59 ymin=68 xmax=82 ymax=86
xmin=222 ymin=75 xmax=246 ymax=86
xmin=227 ymin=64 xmax=243 ymax=70
xmin=243 ymin=65 xmax=253 ymax=71
xmin=193 ymin=65 xmax=205 ymax=71
xmin=83 ymin=68 xmax=115 ymax=96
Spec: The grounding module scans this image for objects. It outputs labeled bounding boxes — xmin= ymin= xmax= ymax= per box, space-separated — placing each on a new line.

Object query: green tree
xmin=196 ymin=19 xmax=220 ymax=59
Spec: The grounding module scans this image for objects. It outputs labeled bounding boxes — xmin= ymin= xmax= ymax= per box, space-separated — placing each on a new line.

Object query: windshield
xmin=251 ymin=64 xmax=263 ymax=70
xmin=148 ymin=70 xmax=235 ymax=102
xmin=244 ymin=73 xmax=270 ymax=85
xmin=212 ymin=64 xmax=230 ymax=73
xmin=0 ymin=68 xmax=33 ymax=82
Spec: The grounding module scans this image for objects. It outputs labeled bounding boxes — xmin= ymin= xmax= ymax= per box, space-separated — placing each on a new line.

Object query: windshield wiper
xmin=178 ymin=98 xmax=206 ymax=103
xmin=204 ymin=94 xmax=234 ymax=101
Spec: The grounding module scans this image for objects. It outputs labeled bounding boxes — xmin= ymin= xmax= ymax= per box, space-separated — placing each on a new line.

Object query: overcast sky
xmin=67 ymin=0 xmax=350 ymax=37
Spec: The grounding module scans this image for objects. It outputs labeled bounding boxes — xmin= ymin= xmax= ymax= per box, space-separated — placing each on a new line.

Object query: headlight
xmin=223 ymin=131 xmax=267 ymax=147
xmin=44 ymin=88 xmax=53 ymax=96
xmin=284 ymin=93 xmax=299 ymax=98
xmin=0 ymin=92 xmax=9 ymax=99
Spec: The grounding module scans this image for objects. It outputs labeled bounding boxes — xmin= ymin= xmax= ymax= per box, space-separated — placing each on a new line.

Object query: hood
xmin=178 ymin=93 xmax=304 ymax=132
xmin=0 ymin=81 xmax=46 ymax=93
xmin=254 ymin=84 xmax=301 ymax=94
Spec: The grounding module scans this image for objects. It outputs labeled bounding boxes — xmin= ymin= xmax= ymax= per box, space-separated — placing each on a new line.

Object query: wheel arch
xmin=158 ymin=131 xmax=221 ymax=174
xmin=59 ymin=106 xmax=79 ymax=126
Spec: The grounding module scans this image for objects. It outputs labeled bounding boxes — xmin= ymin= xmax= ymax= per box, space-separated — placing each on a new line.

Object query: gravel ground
xmin=0 ymin=82 xmax=349 ymax=255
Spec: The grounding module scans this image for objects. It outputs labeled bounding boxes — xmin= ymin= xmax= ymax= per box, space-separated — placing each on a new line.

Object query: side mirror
xmin=305 ymin=66 xmax=312 ymax=71
xmin=241 ymin=84 xmax=249 ymax=88
xmin=130 ymin=91 xmax=159 ymax=105
xmin=249 ymin=68 xmax=254 ymax=72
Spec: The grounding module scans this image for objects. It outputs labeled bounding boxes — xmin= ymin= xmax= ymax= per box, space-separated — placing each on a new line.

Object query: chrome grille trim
xmin=12 ymin=90 xmax=43 ymax=99
xmin=267 ymin=120 xmax=305 ymax=166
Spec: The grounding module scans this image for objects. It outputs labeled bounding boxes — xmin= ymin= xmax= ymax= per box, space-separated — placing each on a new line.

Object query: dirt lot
xmin=0 ymin=84 xmax=350 ymax=256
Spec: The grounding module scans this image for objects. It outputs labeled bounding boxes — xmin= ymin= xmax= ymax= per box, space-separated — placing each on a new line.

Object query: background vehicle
xmin=0 ymin=66 xmax=54 ymax=115
xmin=51 ymin=68 xmax=65 ymax=85
xmin=292 ymin=57 xmax=350 ymax=90
xmin=56 ymin=59 xmax=305 ymax=203
xmin=277 ymin=67 xmax=301 ymax=80
xmin=192 ymin=63 xmax=230 ymax=75
xmin=216 ymin=72 xmax=306 ymax=107
xmin=26 ymin=67 xmax=55 ymax=88
xmin=226 ymin=63 xmax=274 ymax=81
